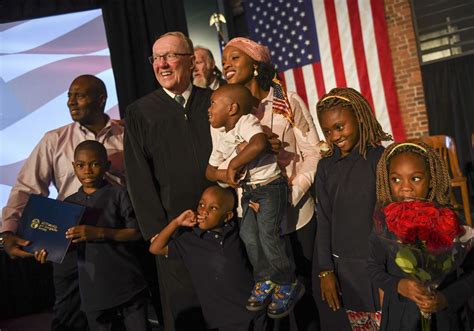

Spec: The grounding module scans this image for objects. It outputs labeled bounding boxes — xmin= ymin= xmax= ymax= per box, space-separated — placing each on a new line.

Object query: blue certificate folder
xmin=17 ymin=194 xmax=85 ymax=263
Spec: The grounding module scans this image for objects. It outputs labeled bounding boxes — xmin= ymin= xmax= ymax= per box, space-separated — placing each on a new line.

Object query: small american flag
xmin=272 ymin=76 xmax=295 ymax=126
xmin=244 ymin=0 xmax=406 ymax=141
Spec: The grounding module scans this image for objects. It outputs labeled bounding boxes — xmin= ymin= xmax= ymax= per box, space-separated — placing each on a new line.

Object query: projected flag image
xmin=0 ymin=9 xmax=118 ymax=208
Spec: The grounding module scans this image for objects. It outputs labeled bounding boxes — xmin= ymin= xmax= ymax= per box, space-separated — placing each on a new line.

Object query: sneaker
xmin=246 ymin=280 xmax=276 ymax=311
xmin=267 ymin=280 xmax=305 ymax=319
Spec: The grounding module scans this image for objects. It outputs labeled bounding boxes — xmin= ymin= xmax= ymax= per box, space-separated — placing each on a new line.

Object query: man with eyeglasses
xmin=124 ymin=31 xmax=212 ymax=331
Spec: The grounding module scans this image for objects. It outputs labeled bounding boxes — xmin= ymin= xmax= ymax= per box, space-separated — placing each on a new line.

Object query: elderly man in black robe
xmin=124 ymin=31 xmax=212 ymax=331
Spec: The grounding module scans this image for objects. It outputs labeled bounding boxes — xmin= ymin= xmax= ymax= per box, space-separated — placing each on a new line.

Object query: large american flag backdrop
xmin=0 ymin=10 xmax=119 ymax=208
xmin=244 ymin=0 xmax=406 ymax=141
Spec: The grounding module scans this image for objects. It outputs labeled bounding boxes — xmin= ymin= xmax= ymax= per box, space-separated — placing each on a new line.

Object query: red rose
xmin=396 ymin=220 xmax=417 ymax=243
xmin=383 ymin=203 xmax=403 ymax=222
xmin=423 ymin=205 xmax=440 ymax=218
xmin=435 ymin=208 xmax=464 ymax=239
xmin=415 ymin=212 xmax=435 ymax=241
xmin=385 ymin=207 xmax=418 ymax=243
xmin=425 ymin=231 xmax=453 ymax=253
xmin=382 ymin=201 xmax=463 ymax=249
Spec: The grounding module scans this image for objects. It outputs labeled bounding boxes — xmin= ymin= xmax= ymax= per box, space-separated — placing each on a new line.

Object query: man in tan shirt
xmin=0 ymin=74 xmax=124 ymax=330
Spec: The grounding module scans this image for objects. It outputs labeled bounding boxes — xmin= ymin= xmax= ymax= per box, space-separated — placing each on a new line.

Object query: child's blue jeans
xmin=240 ymin=176 xmax=296 ymax=284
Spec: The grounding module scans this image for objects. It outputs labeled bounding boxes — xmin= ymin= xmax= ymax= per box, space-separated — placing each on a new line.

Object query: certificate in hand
xmin=17 ymin=194 xmax=85 ymax=263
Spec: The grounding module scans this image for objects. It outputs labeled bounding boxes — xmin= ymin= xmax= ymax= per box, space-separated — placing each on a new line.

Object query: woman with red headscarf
xmin=222 ymin=37 xmax=321 ymax=330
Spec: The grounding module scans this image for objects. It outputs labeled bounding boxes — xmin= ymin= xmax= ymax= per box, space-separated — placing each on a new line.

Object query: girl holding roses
xmin=368 ymin=141 xmax=474 ymax=330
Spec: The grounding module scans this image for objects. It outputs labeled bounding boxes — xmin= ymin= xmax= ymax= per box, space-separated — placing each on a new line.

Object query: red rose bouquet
xmin=374 ymin=199 xmax=473 ymax=330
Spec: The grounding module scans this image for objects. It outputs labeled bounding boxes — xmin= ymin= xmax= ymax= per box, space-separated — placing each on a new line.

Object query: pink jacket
xmin=254 ymin=87 xmax=321 ymax=233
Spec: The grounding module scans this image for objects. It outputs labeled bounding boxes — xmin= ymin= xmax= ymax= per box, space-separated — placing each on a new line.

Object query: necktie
xmin=174 ymin=94 xmax=185 ymax=107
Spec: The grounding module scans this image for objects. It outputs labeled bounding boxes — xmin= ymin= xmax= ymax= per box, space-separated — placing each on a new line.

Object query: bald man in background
xmin=193 ymin=46 xmax=226 ymax=90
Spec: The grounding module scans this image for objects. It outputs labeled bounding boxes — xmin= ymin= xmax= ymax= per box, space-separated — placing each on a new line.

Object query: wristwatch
xmin=0 ymin=231 xmax=13 ymax=250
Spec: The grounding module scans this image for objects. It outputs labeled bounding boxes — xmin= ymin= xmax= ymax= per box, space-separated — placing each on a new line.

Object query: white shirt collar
xmin=163 ymin=84 xmax=193 ymax=107
xmin=209 ymin=77 xmax=220 ymax=91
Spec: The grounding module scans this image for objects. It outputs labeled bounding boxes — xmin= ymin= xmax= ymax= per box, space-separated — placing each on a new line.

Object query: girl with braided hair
xmin=375 ymin=142 xmax=451 ymax=206
xmin=367 ymin=141 xmax=474 ymax=331
xmin=315 ymin=87 xmax=391 ymax=330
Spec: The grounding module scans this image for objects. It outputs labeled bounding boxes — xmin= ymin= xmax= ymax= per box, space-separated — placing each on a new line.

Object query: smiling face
xmin=193 ymin=48 xmax=215 ymax=88
xmin=152 ymin=35 xmax=195 ymax=94
xmin=389 ymin=152 xmax=431 ymax=201
xmin=67 ymin=77 xmax=105 ymax=125
xmin=196 ymin=187 xmax=234 ymax=230
xmin=319 ymin=106 xmax=360 ymax=157
xmin=73 ymin=148 xmax=109 ymax=193
xmin=222 ymin=46 xmax=255 ymax=86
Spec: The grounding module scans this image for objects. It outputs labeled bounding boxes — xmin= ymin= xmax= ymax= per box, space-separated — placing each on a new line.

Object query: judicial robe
xmin=124 ymin=85 xmax=213 ymax=329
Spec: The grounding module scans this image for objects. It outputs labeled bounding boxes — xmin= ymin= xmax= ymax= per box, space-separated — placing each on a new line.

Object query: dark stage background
xmin=1 ymin=0 xmax=473 ymax=320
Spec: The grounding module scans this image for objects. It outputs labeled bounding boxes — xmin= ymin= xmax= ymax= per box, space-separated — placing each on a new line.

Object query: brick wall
xmin=384 ymin=0 xmax=429 ymax=139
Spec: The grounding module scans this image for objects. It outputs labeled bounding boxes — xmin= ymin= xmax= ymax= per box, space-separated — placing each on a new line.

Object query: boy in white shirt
xmin=206 ymin=84 xmax=304 ymax=319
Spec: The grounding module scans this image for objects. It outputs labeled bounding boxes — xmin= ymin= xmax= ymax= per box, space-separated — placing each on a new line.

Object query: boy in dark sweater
xmin=150 ymin=185 xmax=264 ymax=330
xmin=37 ymin=140 xmax=148 ymax=330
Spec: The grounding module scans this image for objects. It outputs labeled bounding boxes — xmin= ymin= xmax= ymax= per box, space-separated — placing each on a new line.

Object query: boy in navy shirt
xmin=37 ymin=140 xmax=148 ymax=330
xmin=150 ymin=185 xmax=263 ymax=330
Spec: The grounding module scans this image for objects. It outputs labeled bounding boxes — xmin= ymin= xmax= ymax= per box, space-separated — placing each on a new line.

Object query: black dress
xmin=314 ymin=145 xmax=384 ymax=330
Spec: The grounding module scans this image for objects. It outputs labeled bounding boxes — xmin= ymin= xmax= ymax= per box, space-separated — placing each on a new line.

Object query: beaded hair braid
xmin=376 ymin=142 xmax=452 ymax=206
xmin=316 ymin=87 xmax=392 ymax=158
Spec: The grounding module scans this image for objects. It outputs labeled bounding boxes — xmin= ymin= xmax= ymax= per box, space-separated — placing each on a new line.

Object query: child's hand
xmin=397 ymin=279 xmax=431 ymax=306
xmin=320 ymin=272 xmax=341 ymax=311
xmin=417 ymin=291 xmax=448 ymax=313
xmin=248 ymin=200 xmax=260 ymax=213
xmin=34 ymin=249 xmax=48 ymax=264
xmin=66 ymin=225 xmax=103 ymax=243
xmin=175 ymin=210 xmax=197 ymax=227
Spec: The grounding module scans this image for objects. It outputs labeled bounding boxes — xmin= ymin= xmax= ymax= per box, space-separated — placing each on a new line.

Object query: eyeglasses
xmin=148 ymin=52 xmax=192 ymax=64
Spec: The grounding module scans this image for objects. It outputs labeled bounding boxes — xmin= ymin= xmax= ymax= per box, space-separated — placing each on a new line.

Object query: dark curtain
xmin=101 ymin=0 xmax=188 ymax=116
xmin=421 ymin=54 xmax=474 ymax=177
xmin=0 ymin=0 xmax=187 ymax=319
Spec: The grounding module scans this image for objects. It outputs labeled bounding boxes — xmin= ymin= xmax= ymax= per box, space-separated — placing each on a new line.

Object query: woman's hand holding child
xmin=226 ymin=165 xmax=241 ymax=187
xmin=266 ymin=131 xmax=282 ymax=153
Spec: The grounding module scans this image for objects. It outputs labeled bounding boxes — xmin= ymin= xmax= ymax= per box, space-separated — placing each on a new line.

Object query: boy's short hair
xmin=74 ymin=140 xmax=108 ymax=162
xmin=204 ymin=185 xmax=236 ymax=212
xmin=216 ymin=84 xmax=254 ymax=115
